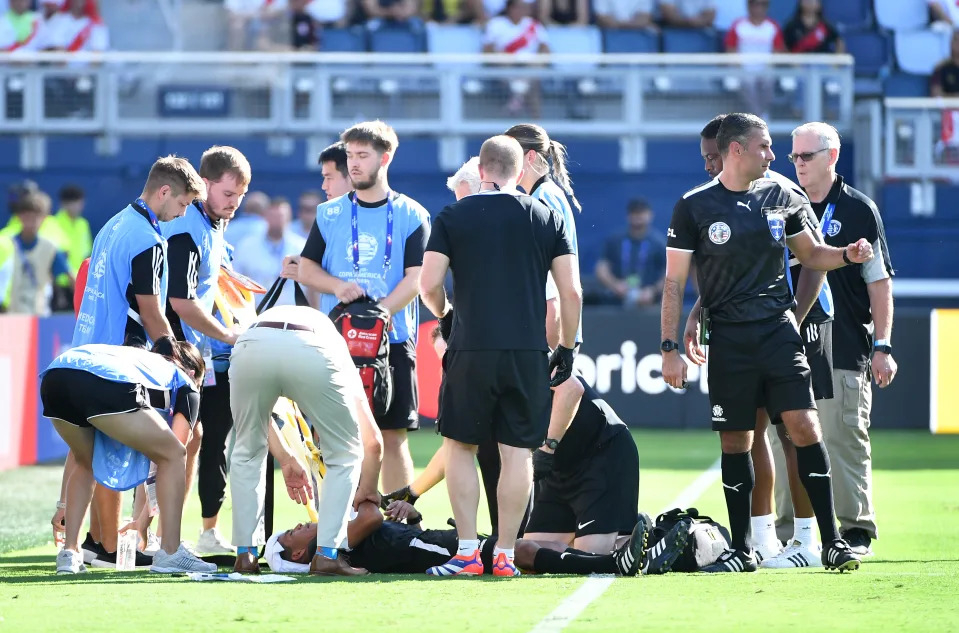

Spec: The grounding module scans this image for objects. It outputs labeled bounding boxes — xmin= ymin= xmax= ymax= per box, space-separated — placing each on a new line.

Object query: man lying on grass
xmin=265 ymin=499 xmax=689 ymax=577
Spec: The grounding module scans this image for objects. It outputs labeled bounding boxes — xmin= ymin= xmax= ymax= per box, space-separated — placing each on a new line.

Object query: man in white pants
xmin=229 ymin=304 xmax=383 ymax=576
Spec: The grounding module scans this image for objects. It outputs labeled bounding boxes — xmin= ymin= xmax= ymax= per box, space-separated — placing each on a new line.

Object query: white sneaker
xmin=56 ymin=548 xmax=88 ymax=575
xmin=751 ymin=539 xmax=783 ymax=564
xmin=150 ymin=543 xmax=218 ymax=574
xmin=761 ymin=540 xmax=823 ymax=569
xmin=143 ymin=531 xmax=161 ymax=557
xmin=196 ymin=528 xmax=236 ymax=555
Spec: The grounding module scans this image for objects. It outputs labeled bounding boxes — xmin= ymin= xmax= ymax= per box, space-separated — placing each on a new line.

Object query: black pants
xmin=198 ymin=371 xmax=234 ymax=519
xmin=476 ymin=437 xmax=531 ymax=537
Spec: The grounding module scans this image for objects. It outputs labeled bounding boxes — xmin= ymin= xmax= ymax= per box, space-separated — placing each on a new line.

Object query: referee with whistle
xmin=661 ymin=113 xmax=871 ymax=574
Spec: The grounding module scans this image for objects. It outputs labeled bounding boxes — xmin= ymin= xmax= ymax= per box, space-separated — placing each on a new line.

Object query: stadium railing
xmin=884 ymin=97 xmax=959 ymax=181
xmin=0 ymin=51 xmax=853 ymax=147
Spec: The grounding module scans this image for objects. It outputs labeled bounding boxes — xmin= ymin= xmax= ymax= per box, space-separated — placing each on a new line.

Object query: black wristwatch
xmin=544 ymin=438 xmax=560 ymax=451
xmin=842 ymin=249 xmax=853 ymax=265
xmin=873 ymin=344 xmax=893 ymax=355
xmin=661 ymin=339 xmax=680 ymax=353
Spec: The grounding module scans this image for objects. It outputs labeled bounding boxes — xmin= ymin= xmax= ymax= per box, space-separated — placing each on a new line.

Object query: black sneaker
xmin=644 ymin=519 xmax=690 ymax=575
xmin=841 ymin=528 xmax=873 ymax=557
xmin=822 ymin=539 xmax=861 ymax=572
xmin=91 ymin=548 xmax=154 ymax=569
xmin=380 ymin=485 xmax=419 ymax=510
xmin=700 ymin=548 xmax=758 ymax=573
xmin=614 ymin=513 xmax=651 ymax=576
xmin=80 ymin=532 xmax=99 ymax=564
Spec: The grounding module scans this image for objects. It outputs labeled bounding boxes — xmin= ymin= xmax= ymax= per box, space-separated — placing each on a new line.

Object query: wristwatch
xmin=661 ymin=339 xmax=680 ymax=353
xmin=842 ymin=249 xmax=853 ymax=265
xmin=544 ymin=438 xmax=560 ymax=451
xmin=873 ymin=339 xmax=892 ymax=355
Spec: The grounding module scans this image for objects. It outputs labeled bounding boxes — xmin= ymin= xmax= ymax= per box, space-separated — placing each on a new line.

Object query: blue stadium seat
xmin=844 ymin=30 xmax=890 ymax=77
xmin=895 ymin=29 xmax=950 ymax=76
xmin=603 ymin=29 xmax=659 ymax=54
xmin=546 ymin=26 xmax=603 ymax=70
xmin=875 ymin=0 xmax=929 ymax=32
xmin=427 ymin=23 xmax=483 ymax=66
xmin=368 ymin=25 xmax=425 ymax=53
xmin=713 ymin=0 xmax=747 ymax=30
xmin=884 ymin=72 xmax=930 ymax=97
xmin=319 ymin=27 xmax=367 ymax=52
xmin=823 ymin=0 xmax=871 ymax=30
xmin=661 ymin=28 xmax=718 ymax=53
xmin=768 ymin=0 xmax=798 ymax=27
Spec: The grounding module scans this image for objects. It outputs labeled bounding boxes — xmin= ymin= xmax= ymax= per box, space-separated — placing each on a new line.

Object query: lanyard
xmin=621 ymin=238 xmax=649 ymax=279
xmin=134 ymin=197 xmax=162 ymax=236
xmin=784 ymin=203 xmax=835 ymax=316
xmin=350 ymin=192 xmax=393 ymax=276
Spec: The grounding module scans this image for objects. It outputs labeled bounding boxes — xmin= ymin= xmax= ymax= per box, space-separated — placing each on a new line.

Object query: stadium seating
xmin=768 ymin=0 xmax=798 ymax=27
xmin=713 ymin=0 xmax=748 ymax=31
xmin=426 ymin=24 xmax=484 ymax=65
xmin=545 ymin=25 xmax=603 ymax=70
xmin=884 ymin=72 xmax=931 ymax=97
xmin=845 ymin=30 xmax=891 ymax=77
xmin=894 ymin=29 xmax=951 ymax=76
xmin=661 ymin=28 xmax=719 ymax=53
xmin=824 ymin=0 xmax=872 ymax=31
xmin=602 ymin=29 xmax=659 ymax=54
xmin=368 ymin=24 xmax=426 ymax=53
xmin=874 ymin=0 xmax=930 ymax=32
xmin=319 ymin=27 xmax=367 ymax=53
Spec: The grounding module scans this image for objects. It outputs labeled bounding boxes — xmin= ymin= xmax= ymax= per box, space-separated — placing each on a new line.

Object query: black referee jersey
xmin=666 ymin=176 xmax=819 ymax=324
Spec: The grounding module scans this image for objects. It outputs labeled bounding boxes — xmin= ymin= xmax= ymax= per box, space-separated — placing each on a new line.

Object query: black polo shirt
xmin=666 ymin=177 xmax=817 ymax=324
xmin=553 ymin=377 xmax=628 ymax=471
xmin=813 ymin=176 xmax=894 ymax=372
xmin=426 ymin=190 xmax=574 ymax=351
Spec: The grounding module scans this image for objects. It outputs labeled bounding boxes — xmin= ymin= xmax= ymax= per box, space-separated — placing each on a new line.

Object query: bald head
xmin=479 ymin=135 xmax=524 ymax=186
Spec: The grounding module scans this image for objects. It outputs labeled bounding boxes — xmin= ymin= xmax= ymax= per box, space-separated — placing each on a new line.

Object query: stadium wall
xmin=1 ymin=307 xmax=939 ymax=469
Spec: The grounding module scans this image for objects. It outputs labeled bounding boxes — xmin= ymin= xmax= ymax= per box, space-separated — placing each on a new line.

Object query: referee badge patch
xmin=826 ymin=219 xmax=842 ymax=237
xmin=765 ymin=210 xmax=785 ymax=241
xmin=708 ymin=222 xmax=731 ymax=245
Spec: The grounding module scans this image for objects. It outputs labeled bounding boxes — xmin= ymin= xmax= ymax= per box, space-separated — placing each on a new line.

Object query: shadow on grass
xmin=0 ymin=570 xmax=547 ymax=585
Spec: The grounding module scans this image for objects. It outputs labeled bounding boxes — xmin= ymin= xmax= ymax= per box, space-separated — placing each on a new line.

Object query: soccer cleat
xmin=150 ymin=543 xmax=218 ymax=574
xmin=841 ymin=528 xmax=873 ymax=557
xmin=380 ymin=485 xmax=419 ymax=509
xmin=56 ymin=548 xmax=88 ymax=575
xmin=491 ymin=552 xmax=521 ymax=577
xmin=644 ymin=520 xmax=690 ymax=575
xmin=196 ymin=528 xmax=236 ymax=555
xmin=751 ymin=539 xmax=783 ymax=564
xmin=760 ymin=540 xmax=822 ymax=569
xmin=80 ymin=532 xmax=100 ymax=564
xmin=614 ymin=513 xmax=651 ymax=577
xmin=426 ymin=550 xmax=484 ymax=577
xmin=822 ymin=539 xmax=861 ymax=572
xmin=700 ymin=549 xmax=758 ymax=573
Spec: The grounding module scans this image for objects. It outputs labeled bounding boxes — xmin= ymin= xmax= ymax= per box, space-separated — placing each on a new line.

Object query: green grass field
xmin=1 ymin=430 xmax=958 ymax=633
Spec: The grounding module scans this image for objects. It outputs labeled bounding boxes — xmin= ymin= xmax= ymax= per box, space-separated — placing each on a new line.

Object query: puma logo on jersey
xmin=736 ymin=201 xmax=751 ymax=211
xmin=722 ymin=482 xmax=744 ymax=492
xmin=808 ymin=470 xmax=831 ymax=478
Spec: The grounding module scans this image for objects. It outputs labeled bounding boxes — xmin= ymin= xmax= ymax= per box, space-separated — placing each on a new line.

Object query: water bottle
xmin=116 ymin=522 xmax=138 ymax=571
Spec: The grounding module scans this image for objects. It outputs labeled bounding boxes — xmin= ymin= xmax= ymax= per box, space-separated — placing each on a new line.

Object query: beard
xmin=351 ymin=165 xmax=381 ymax=191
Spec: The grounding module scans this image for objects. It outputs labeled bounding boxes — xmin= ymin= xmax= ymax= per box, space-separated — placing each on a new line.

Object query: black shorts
xmin=525 ymin=428 xmax=639 ymax=538
xmin=41 ymin=368 xmax=150 ymax=428
xmin=802 ymin=320 xmax=834 ymax=401
xmin=707 ymin=316 xmax=816 ymax=432
xmin=347 ymin=523 xmax=498 ymax=574
xmin=437 ymin=349 xmax=550 ymax=449
xmin=376 ymin=340 xmax=419 ymax=432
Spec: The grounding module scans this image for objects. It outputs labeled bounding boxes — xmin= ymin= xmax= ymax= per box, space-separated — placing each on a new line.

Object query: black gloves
xmin=532 ymin=448 xmax=555 ymax=482
xmin=548 ymin=345 xmax=575 ymax=387
xmin=439 ymin=309 xmax=454 ymax=342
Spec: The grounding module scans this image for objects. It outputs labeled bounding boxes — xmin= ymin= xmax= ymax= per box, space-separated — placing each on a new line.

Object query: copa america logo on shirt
xmin=345 ymin=232 xmax=379 ymax=265
xmin=826 ymin=219 xmax=842 ymax=237
xmin=708 ymin=221 xmax=731 ymax=245
xmin=766 ymin=210 xmax=785 ymax=241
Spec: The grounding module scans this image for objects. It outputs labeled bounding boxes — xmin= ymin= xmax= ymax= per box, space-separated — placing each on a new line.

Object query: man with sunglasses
xmin=783 ymin=122 xmax=895 ymax=558
xmin=661 ymin=113 xmax=872 ymax=573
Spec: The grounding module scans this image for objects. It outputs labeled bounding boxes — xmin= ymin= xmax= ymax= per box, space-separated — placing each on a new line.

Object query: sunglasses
xmin=787 ymin=148 xmax=829 ymax=164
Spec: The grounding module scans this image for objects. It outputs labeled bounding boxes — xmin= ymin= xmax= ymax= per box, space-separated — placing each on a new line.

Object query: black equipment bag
xmin=653 ymin=507 xmax=732 ymax=572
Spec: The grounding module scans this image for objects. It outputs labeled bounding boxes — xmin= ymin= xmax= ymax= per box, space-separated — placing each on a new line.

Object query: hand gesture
xmin=845 ymin=239 xmax=874 ymax=264
xmin=281 ymin=459 xmax=313 ymax=506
